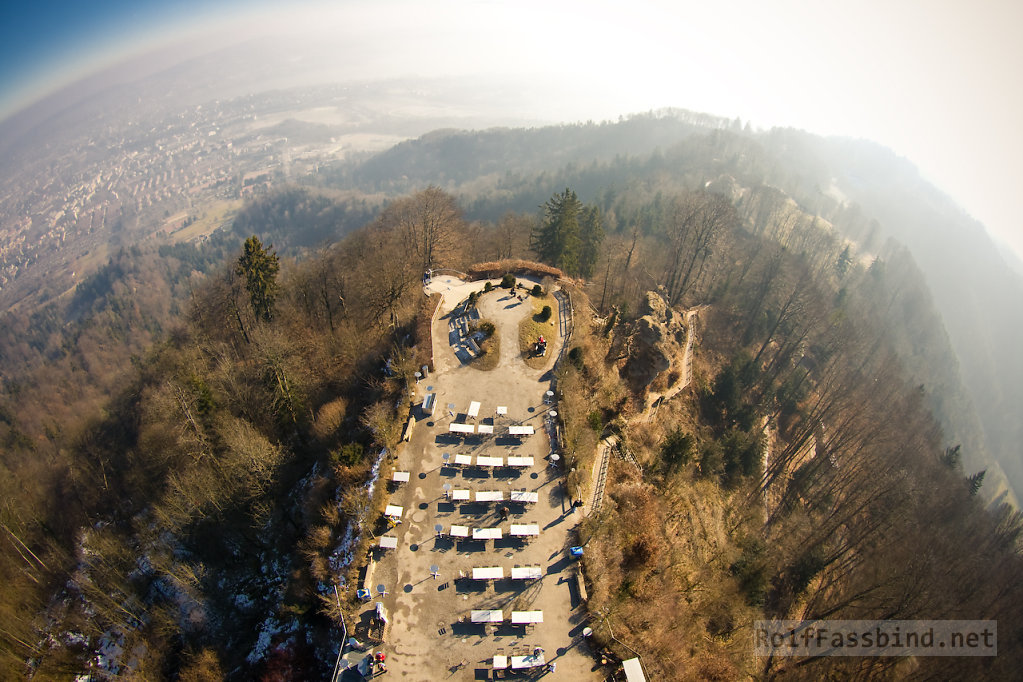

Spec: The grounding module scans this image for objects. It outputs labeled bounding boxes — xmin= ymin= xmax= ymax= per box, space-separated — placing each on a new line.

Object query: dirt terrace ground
xmin=348 ymin=276 xmax=602 ymax=680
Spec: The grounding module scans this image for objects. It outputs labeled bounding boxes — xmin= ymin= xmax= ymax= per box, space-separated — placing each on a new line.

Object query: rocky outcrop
xmin=619 ymin=291 xmax=688 ymax=398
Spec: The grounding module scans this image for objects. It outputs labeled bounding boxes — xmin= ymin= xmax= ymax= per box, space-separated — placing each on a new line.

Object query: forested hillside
xmin=322 ymin=113 xmax=1011 ymax=506
xmin=1 ymin=112 xmax=1021 ymax=678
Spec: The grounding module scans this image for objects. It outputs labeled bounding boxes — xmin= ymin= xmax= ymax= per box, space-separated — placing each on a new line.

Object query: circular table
xmin=377 ymin=584 xmax=387 ymax=595
xmin=443 ymin=483 xmax=452 ymax=491
xmin=549 ymin=410 xmax=558 ymax=418
xmin=442 ymin=452 xmax=450 ymax=462
xmin=426 ymin=385 xmax=434 ymax=392
xmin=550 ymin=454 xmax=560 ymax=462
xmin=414 ymin=371 xmax=422 ymax=381
xmin=434 ymin=524 xmax=443 ymax=533
xmin=582 ymin=627 xmax=593 ymax=638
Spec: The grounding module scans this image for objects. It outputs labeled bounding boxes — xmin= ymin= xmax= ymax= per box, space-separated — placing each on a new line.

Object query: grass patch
xmin=172 ymin=199 xmax=243 ymax=243
xmin=519 ymin=294 xmax=558 ymax=369
xmin=469 ymin=318 xmax=500 ymax=371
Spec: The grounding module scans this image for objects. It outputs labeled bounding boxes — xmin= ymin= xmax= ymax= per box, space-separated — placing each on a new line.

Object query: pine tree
xmin=968 ymin=469 xmax=986 ymax=496
xmin=236 ymin=235 xmax=280 ymax=322
xmin=532 ymin=188 xmax=582 ymax=274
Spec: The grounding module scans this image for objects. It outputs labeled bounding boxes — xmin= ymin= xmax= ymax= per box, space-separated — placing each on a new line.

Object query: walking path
xmin=343 ymin=275 xmax=599 ymax=680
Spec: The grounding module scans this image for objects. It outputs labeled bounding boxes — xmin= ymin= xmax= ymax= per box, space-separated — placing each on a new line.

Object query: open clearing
xmin=342 ymin=275 xmax=600 ymax=680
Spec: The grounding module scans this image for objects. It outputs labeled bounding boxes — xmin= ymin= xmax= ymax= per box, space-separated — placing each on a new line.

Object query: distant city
xmin=0 ymin=83 xmax=421 ymax=309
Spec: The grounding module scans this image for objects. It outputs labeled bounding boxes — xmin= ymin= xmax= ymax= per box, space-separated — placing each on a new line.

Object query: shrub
xmin=660 ymin=429 xmax=695 ymax=472
xmin=331 ymin=442 xmax=364 ymax=467
xmin=484 ymin=281 xmax=494 ymax=292
xmin=568 ymin=346 xmax=584 ymax=371
xmin=467 ymin=259 xmax=563 ymax=280
xmin=531 ymin=284 xmax=542 ymax=296
xmin=537 ymin=305 xmax=552 ymax=322
xmin=587 ymin=410 xmax=603 ymax=432
xmin=478 ymin=320 xmax=496 ymax=338
xmin=500 ymin=273 xmax=516 ymax=289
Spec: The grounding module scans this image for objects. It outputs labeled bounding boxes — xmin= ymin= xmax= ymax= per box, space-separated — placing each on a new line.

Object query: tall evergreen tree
xmin=236 ymin=235 xmax=280 ymax=322
xmin=532 ymin=188 xmax=582 ymax=274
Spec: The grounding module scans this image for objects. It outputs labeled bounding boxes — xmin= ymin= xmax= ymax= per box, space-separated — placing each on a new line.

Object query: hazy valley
xmin=1 ymin=53 xmax=1022 ymax=679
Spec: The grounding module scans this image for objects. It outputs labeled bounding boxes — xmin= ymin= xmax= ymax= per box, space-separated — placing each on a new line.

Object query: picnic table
xmin=511 ymin=652 xmax=545 ymax=668
xmin=476 ymin=491 xmax=505 ymax=503
xmin=510 ymin=523 xmax=540 ymax=537
xmin=383 ymin=504 xmax=403 ymax=518
xmin=476 ymin=455 xmax=503 ymax=467
xmin=449 ymin=524 xmax=470 ymax=538
xmin=496 ymin=406 xmax=508 ymax=416
xmin=510 ymin=490 xmax=539 ymax=503
xmin=467 ymin=401 xmax=481 ymax=419
xmin=472 ymin=566 xmax=504 ymax=580
xmin=511 ymin=565 xmax=542 ymax=580
xmin=508 ymin=425 xmax=534 ymax=436
xmin=476 ymin=424 xmax=494 ymax=435
xmin=449 ymin=423 xmax=475 ymax=434
xmin=391 ymin=471 xmax=410 ymax=483
xmin=472 ymin=527 xmax=502 ymax=540
xmin=378 ymin=536 xmax=398 ymax=549
xmin=454 ymin=453 xmax=473 ymax=466
xmin=450 ymin=489 xmax=470 ymax=501
xmin=471 ymin=610 xmax=504 ymax=623
xmin=492 ymin=654 xmax=509 ymax=670
xmin=510 ymin=610 xmax=544 ymax=624
xmin=506 ymin=456 xmax=534 ymax=467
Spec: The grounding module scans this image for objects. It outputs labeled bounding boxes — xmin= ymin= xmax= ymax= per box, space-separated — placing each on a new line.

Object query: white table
xmin=471 ymin=609 xmax=504 ymax=623
xmin=492 ymin=655 xmax=509 ymax=670
xmin=378 ymin=536 xmax=398 ymax=549
xmin=510 ymin=610 xmax=544 ymax=624
xmin=454 ymin=453 xmax=473 ymax=466
xmin=511 ymin=565 xmax=542 ymax=580
xmin=449 ymin=423 xmax=475 ymax=434
xmin=450 ymin=489 xmax=470 ymax=501
xmin=391 ymin=471 xmax=410 ymax=483
xmin=467 ymin=401 xmax=481 ymax=418
xmin=449 ymin=524 xmax=469 ymax=538
xmin=510 ymin=524 xmax=540 ymax=537
xmin=472 ymin=566 xmax=504 ymax=580
xmin=476 ymin=424 xmax=494 ymax=435
xmin=496 ymin=406 xmax=508 ymax=416
xmin=508 ymin=425 xmax=534 ymax=436
xmin=506 ymin=456 xmax=534 ymax=467
xmin=510 ymin=490 xmax=539 ymax=503
xmin=476 ymin=455 xmax=503 ymax=467
xmin=384 ymin=504 xmax=403 ymax=518
xmin=473 ymin=527 xmax=502 ymax=540
xmin=512 ymin=653 xmax=545 ymax=668
xmin=476 ymin=490 xmax=505 ymax=502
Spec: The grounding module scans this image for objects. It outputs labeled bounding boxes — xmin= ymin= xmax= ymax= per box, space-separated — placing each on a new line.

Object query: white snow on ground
xmin=364 ymin=448 xmax=386 ymax=500
xmin=234 ymin=592 xmax=256 ymax=611
xmin=328 ymin=447 xmax=388 ymax=575
xmin=329 ymin=522 xmax=358 ymax=575
xmin=94 ymin=631 xmax=125 ymax=675
xmin=247 ymin=617 xmax=282 ymax=664
xmin=246 ymin=616 xmax=299 ymax=665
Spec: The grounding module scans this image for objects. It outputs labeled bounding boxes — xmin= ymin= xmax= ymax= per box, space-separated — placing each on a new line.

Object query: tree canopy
xmin=531 ymin=187 xmax=603 ymax=277
xmin=236 ymin=235 xmax=280 ymax=322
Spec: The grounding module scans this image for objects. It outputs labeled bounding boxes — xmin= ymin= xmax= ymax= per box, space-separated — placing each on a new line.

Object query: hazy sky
xmin=2 ymin=0 xmax=1022 ymax=258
